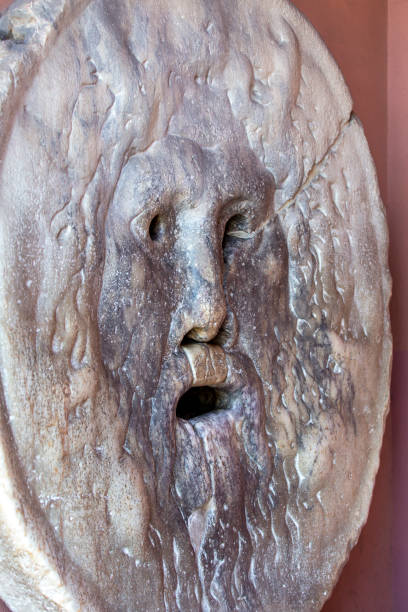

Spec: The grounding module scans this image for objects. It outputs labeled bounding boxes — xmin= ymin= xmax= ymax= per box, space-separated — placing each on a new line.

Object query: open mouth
xmin=176 ymin=386 xmax=230 ymax=421
xmin=172 ymin=343 xmax=265 ymax=516
xmin=177 ymin=342 xmax=235 ymax=424
xmin=176 ymin=342 xmax=252 ymax=427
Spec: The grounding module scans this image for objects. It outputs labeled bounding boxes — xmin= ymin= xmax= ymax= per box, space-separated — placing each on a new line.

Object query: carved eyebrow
xmin=221 ymin=196 xmax=266 ymax=217
xmin=220 ymin=173 xmax=272 ymax=203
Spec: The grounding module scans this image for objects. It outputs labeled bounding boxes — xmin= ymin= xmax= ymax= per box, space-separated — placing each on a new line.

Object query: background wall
xmin=388 ymin=1 xmax=408 ymax=610
xmin=0 ymin=0 xmax=405 ymax=610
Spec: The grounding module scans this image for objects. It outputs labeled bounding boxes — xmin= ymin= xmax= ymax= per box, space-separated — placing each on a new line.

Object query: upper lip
xmin=175 ymin=341 xmax=257 ymax=427
xmin=181 ymin=342 xmax=228 ymax=388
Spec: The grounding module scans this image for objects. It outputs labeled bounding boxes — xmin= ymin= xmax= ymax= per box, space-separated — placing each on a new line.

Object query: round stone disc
xmin=0 ymin=1 xmax=391 ymax=610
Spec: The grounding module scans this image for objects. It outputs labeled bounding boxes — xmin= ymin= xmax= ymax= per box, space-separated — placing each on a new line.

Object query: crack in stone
xmin=276 ymin=112 xmax=354 ymax=216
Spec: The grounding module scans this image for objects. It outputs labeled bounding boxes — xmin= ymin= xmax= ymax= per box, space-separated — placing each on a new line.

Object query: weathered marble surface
xmin=0 ymin=0 xmax=391 ymax=611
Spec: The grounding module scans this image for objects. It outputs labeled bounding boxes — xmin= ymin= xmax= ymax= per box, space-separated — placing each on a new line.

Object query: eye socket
xmin=222 ymin=213 xmax=251 ymax=249
xmin=149 ymin=214 xmax=164 ymax=241
xmin=224 ymin=214 xmax=252 ymax=238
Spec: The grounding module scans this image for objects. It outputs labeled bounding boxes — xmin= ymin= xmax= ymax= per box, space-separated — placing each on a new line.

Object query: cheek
xmin=97 ymin=242 xmax=173 ymax=376
xmin=225 ymin=233 xmax=289 ymax=370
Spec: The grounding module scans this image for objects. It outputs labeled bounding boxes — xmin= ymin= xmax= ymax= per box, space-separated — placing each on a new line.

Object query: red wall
xmin=388 ymin=2 xmax=408 ymax=611
xmin=0 ymin=1 xmax=405 ymax=611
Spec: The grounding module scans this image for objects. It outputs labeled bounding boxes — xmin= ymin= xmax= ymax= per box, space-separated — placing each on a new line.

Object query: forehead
xmin=114 ymin=134 xmax=274 ymax=210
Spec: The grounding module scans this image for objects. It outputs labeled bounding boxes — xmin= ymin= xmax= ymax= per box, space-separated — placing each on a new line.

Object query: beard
xmin=112 ymin=338 xmax=287 ymax=612
xmin=107 ymin=309 xmax=354 ymax=611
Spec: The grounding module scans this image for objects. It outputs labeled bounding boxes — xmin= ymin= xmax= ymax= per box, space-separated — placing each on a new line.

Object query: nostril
xmin=180 ymin=334 xmax=199 ymax=347
xmin=183 ymin=306 xmax=227 ymax=343
xmin=212 ymin=309 xmax=237 ymax=349
xmin=185 ymin=327 xmax=216 ymax=343
xmin=149 ymin=214 xmax=164 ymax=241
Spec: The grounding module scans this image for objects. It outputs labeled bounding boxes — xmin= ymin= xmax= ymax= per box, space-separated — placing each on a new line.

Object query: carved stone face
xmin=0 ymin=0 xmax=391 ymax=610
xmin=98 ymin=131 xmax=288 ymax=522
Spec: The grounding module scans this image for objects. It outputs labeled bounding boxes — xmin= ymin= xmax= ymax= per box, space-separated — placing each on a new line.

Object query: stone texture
xmin=0 ymin=1 xmax=391 ymax=611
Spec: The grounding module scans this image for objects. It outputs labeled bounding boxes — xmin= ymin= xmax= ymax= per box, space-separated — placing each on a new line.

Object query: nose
xmin=183 ymin=279 xmax=227 ymax=343
xmin=174 ymin=233 xmax=227 ymax=345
